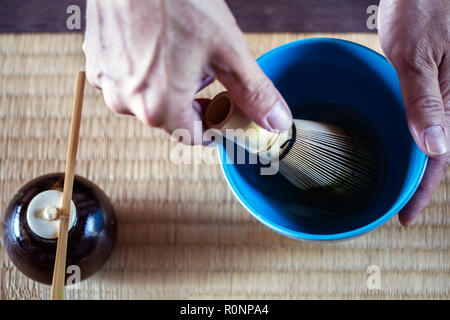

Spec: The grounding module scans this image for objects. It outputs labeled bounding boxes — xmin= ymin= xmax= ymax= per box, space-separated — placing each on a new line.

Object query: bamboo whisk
xmin=278 ymin=119 xmax=378 ymax=200
xmin=205 ymin=92 xmax=378 ymax=201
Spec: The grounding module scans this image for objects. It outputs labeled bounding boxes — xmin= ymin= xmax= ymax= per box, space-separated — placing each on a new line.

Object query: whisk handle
xmin=205 ymin=92 xmax=291 ymax=155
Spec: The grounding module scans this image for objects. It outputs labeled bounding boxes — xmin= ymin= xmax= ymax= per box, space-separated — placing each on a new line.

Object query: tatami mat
xmin=0 ymin=33 xmax=448 ymax=300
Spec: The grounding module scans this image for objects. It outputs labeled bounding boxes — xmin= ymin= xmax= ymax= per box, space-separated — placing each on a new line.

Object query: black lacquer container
xmin=3 ymin=173 xmax=117 ymax=285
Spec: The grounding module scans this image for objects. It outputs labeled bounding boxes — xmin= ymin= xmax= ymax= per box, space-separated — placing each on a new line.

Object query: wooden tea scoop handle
xmin=50 ymin=71 xmax=85 ymax=300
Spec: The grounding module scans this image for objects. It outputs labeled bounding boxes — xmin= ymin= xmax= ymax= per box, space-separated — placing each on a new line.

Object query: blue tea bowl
xmin=218 ymin=38 xmax=428 ymax=241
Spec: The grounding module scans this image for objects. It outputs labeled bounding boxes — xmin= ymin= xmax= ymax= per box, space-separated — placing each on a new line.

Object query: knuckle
xmin=118 ymin=85 xmax=161 ymax=127
xmin=83 ymin=47 xmax=101 ymax=89
xmin=389 ymin=42 xmax=436 ymax=74
xmin=408 ymin=96 xmax=444 ymax=115
xmin=104 ymin=96 xmax=127 ymax=115
xmin=166 ymin=105 xmax=197 ymax=134
xmin=107 ymin=103 xmax=126 ymax=115
xmin=86 ymin=71 xmax=101 ymax=90
xmin=103 ymin=90 xmax=121 ymax=114
xmin=128 ymin=87 xmax=171 ymax=128
xmin=101 ymin=80 xmax=130 ymax=115
xmin=139 ymin=97 xmax=166 ymax=128
xmin=142 ymin=112 xmax=165 ymax=127
xmin=140 ymin=105 xmax=165 ymax=127
xmin=84 ymin=61 xmax=101 ymax=89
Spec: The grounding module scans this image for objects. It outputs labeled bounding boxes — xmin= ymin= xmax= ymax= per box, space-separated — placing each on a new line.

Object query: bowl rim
xmin=218 ymin=37 xmax=428 ymax=241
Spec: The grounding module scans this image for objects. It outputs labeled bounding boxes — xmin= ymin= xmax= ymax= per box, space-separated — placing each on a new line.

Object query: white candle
xmin=26 ymin=190 xmax=77 ymax=239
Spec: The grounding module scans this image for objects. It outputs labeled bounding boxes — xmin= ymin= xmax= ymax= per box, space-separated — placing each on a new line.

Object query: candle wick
xmin=43 ymin=206 xmax=59 ymax=221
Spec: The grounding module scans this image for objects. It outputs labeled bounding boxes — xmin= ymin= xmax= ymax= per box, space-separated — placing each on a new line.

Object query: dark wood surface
xmin=0 ymin=0 xmax=378 ymax=33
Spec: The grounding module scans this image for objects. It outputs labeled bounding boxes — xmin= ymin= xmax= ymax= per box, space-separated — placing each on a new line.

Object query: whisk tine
xmin=279 ymin=119 xmax=379 ymax=200
xmin=290 ymin=141 xmax=376 ymax=176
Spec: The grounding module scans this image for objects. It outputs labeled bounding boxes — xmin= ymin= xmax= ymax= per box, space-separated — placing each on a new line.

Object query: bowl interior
xmin=219 ymin=38 xmax=427 ymax=240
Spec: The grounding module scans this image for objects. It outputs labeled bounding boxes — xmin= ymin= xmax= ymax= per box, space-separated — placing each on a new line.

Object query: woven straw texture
xmin=0 ymin=33 xmax=448 ymax=300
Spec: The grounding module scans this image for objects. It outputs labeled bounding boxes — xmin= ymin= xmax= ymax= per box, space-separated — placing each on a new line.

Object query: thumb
xmin=211 ymin=42 xmax=292 ymax=132
xmin=396 ymin=65 xmax=449 ymax=156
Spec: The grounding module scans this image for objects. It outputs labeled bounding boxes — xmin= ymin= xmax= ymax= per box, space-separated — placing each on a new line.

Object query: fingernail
xmin=265 ymin=100 xmax=292 ymax=131
xmin=424 ymin=125 xmax=449 ymax=155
